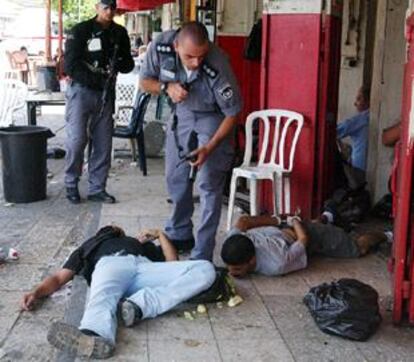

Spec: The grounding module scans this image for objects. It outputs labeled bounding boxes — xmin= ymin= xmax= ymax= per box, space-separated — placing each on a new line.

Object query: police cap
xmin=99 ymin=0 xmax=117 ymax=9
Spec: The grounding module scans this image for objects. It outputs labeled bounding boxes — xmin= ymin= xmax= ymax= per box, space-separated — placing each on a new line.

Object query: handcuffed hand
xmin=286 ymin=215 xmax=302 ymax=227
xmin=166 ymin=82 xmax=188 ymax=103
xmin=272 ymin=215 xmax=282 ymax=225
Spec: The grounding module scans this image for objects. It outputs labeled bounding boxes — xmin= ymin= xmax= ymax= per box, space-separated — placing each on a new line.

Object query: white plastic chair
xmin=114 ymin=82 xmax=137 ymax=126
xmin=112 ymin=82 xmax=139 ymax=158
xmin=0 ymin=79 xmax=28 ymax=127
xmin=227 ymin=109 xmax=304 ymax=230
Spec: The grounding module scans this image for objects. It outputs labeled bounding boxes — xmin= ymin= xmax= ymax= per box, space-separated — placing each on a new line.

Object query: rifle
xmin=99 ymin=43 xmax=119 ymax=118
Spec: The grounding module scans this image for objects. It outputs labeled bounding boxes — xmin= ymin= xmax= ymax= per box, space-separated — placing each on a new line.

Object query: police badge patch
xmin=218 ymin=84 xmax=233 ymax=100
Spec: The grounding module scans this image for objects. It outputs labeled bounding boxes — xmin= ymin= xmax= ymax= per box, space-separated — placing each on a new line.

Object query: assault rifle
xmin=99 ymin=43 xmax=119 ymax=118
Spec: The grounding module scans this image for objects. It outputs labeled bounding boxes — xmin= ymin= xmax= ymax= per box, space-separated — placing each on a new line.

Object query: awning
xmin=117 ymin=0 xmax=175 ymax=12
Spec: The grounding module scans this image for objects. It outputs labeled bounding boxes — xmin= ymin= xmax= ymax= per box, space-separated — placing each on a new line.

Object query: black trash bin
xmin=0 ymin=126 xmax=54 ymax=203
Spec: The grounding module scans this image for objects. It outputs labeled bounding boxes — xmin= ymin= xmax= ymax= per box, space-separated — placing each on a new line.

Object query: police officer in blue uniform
xmin=64 ymin=0 xmax=134 ymax=204
xmin=140 ymin=22 xmax=242 ymax=261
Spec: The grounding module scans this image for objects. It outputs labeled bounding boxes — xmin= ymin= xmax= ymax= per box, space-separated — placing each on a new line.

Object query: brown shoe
xmin=47 ymin=322 xmax=114 ymax=359
xmin=356 ymin=231 xmax=387 ymax=256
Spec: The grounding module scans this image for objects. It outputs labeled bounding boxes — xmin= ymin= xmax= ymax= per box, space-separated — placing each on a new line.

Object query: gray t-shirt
xmin=229 ymin=226 xmax=307 ymax=276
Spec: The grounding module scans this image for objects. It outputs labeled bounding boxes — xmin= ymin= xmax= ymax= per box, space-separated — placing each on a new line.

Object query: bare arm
xmin=158 ymin=231 xmax=178 ymax=261
xmin=382 ymin=121 xmax=401 ymax=147
xmin=137 ymin=229 xmax=178 ymax=262
xmin=291 ymin=219 xmax=308 ymax=247
xmin=140 ymin=77 xmax=162 ymax=95
xmin=191 ymin=115 xmax=238 ymax=167
xmin=21 ymin=268 xmax=75 ymax=311
xmin=235 ymin=215 xmax=281 ymax=232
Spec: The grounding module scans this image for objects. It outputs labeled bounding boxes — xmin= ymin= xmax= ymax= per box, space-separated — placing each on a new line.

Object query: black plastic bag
xmin=188 ymin=268 xmax=233 ymax=304
xmin=371 ymin=193 xmax=393 ymax=219
xmin=303 ymin=279 xmax=382 ymax=341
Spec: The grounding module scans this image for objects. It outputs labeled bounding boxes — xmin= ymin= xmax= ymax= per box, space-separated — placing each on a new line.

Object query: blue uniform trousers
xmin=64 ymin=83 xmax=114 ymax=194
xmin=164 ymin=123 xmax=230 ymax=261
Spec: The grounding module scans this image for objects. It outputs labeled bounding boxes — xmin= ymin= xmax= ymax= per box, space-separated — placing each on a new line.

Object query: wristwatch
xmin=160 ymin=82 xmax=168 ymax=95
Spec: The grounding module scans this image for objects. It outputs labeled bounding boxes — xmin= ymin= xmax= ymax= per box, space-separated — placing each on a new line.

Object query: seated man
xmin=221 ymin=215 xmax=386 ymax=278
xmin=337 ymin=86 xmax=370 ymax=172
xmin=21 ymin=226 xmax=215 ymax=359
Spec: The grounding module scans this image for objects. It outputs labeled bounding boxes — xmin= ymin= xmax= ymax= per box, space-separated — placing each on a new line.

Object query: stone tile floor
xmin=0 ymin=110 xmax=413 ymax=361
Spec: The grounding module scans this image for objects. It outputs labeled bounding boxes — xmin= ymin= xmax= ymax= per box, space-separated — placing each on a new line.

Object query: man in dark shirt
xmin=63 ymin=0 xmax=134 ymax=204
xmin=20 ymin=226 xmax=216 ymax=359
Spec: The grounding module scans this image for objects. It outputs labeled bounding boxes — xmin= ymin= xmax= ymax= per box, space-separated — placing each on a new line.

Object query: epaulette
xmin=202 ymin=63 xmax=218 ymax=79
xmin=156 ymin=43 xmax=174 ymax=54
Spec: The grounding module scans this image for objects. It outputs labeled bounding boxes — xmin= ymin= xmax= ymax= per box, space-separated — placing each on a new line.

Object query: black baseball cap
xmin=99 ymin=0 xmax=117 ymax=9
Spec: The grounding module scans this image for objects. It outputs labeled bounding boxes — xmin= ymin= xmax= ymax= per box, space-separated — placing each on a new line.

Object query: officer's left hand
xmin=189 ymin=146 xmax=211 ymax=167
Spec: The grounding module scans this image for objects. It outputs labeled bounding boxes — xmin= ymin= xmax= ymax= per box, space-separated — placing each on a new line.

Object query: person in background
xmin=63 ymin=0 xmax=134 ymax=204
xmin=337 ymin=86 xmax=370 ymax=174
xmin=11 ymin=46 xmax=30 ymax=83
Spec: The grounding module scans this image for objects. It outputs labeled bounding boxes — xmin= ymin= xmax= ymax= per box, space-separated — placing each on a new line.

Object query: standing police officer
xmin=140 ymin=22 xmax=242 ymax=261
xmin=64 ymin=0 xmax=134 ymax=204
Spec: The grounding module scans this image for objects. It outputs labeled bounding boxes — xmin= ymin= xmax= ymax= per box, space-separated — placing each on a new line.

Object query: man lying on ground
xmin=221 ymin=215 xmax=387 ymax=278
xmin=21 ymin=226 xmax=215 ymax=359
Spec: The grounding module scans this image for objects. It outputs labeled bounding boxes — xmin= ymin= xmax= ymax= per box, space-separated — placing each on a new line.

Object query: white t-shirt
xmin=229 ymin=226 xmax=307 ymax=276
xmin=184 ymin=65 xmax=193 ymax=80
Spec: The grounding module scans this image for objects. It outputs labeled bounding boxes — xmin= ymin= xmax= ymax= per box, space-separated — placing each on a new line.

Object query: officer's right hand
xmin=166 ymin=82 xmax=188 ymax=103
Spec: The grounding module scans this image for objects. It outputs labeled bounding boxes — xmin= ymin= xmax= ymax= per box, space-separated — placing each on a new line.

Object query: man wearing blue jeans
xmin=20 ymin=226 xmax=215 ymax=359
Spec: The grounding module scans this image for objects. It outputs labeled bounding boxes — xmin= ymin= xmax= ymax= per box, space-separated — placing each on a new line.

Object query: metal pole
xmin=58 ymin=0 xmax=63 ymax=54
xmin=57 ymin=0 xmax=63 ymax=78
xmin=46 ymin=0 xmax=52 ymax=61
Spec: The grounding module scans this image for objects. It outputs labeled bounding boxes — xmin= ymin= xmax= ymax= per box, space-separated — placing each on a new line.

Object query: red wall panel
xmin=217 ymin=35 xmax=261 ymax=124
xmin=260 ymin=14 xmax=322 ymax=218
xmin=314 ymin=14 xmax=342 ymax=212
xmin=392 ymin=12 xmax=414 ymax=324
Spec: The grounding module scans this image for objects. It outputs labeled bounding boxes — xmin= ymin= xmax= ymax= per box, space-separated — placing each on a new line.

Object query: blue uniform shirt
xmin=337 ymin=109 xmax=369 ymax=171
xmin=140 ymin=31 xmax=242 ymax=145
